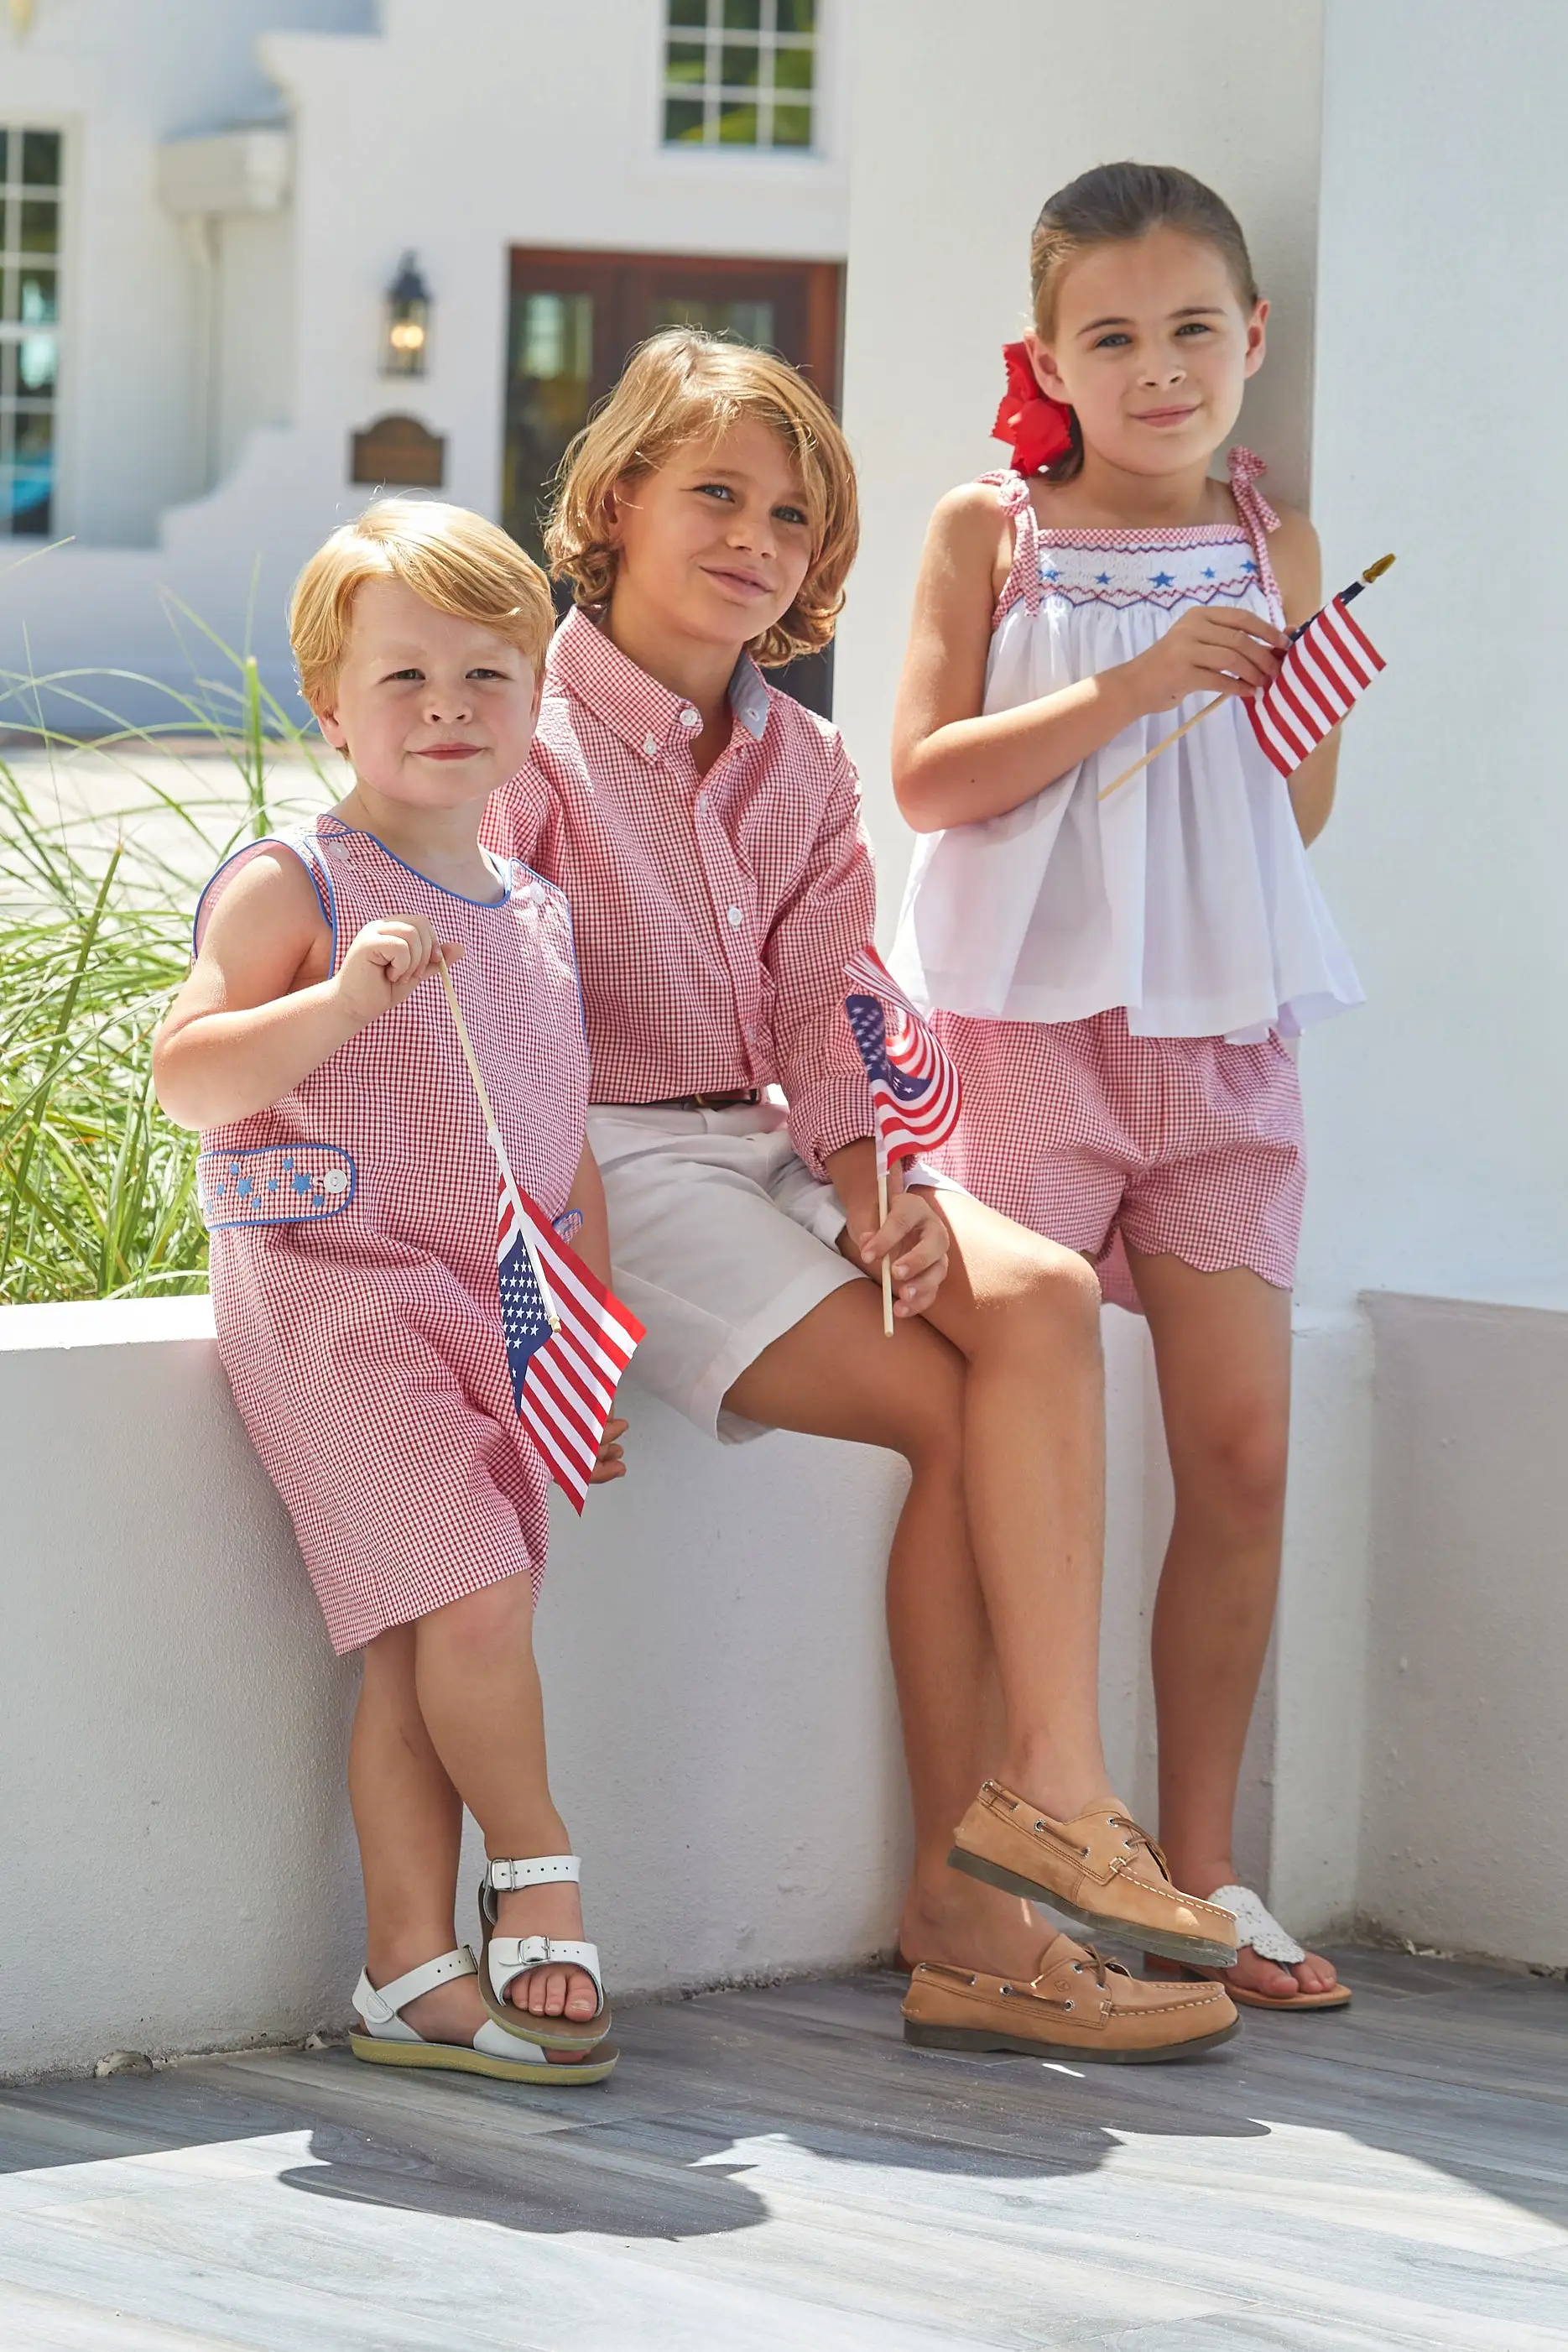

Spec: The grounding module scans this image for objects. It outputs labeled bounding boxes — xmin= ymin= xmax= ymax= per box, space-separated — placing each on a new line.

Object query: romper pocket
xmin=197 ymin=1145 xmax=357 ymax=1229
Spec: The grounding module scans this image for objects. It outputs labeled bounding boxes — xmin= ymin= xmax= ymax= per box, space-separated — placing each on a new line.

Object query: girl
xmin=154 ymin=501 xmax=628 ymax=2084
xmin=891 ymin=164 xmax=1359 ymax=2011
xmin=487 ymin=328 xmax=1242 ymax=2064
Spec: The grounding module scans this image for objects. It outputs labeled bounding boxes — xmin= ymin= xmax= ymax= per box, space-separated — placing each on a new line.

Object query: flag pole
xmin=435 ymin=950 xmax=560 ymax=1332
xmin=1097 ymin=552 xmax=1396 ymax=806
xmin=876 ymin=1150 xmax=895 ymax=1339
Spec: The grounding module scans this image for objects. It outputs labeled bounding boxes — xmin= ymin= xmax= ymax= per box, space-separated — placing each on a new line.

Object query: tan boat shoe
xmin=903 ymin=1933 xmax=1238 ymax=2063
xmin=947 ymin=1782 xmax=1238 ymax=1968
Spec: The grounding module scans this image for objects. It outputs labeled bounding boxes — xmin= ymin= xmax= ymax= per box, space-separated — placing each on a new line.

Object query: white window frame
xmin=659 ymin=0 xmax=820 ymax=154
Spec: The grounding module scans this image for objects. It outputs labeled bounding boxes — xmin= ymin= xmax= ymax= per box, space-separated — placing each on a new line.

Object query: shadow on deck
xmin=0 ymin=1948 xmax=1563 ymax=2349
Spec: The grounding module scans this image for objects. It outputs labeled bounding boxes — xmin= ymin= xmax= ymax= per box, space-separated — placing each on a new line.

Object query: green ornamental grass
xmin=0 ymin=611 xmax=331 ymax=1303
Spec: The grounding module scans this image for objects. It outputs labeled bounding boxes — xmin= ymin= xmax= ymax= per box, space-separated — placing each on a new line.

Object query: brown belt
xmin=602 ymin=1089 xmax=762 ymax=1113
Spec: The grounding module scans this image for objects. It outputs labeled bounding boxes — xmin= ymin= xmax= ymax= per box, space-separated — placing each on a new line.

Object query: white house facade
xmin=0 ymin=0 xmax=847 ymax=719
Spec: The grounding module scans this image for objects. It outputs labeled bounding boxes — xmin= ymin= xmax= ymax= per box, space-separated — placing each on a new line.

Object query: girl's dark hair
xmin=1029 ymin=161 xmax=1260 ymax=480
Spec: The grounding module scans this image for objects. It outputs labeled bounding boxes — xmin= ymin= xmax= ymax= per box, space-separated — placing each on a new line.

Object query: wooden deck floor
xmin=1 ymin=1947 xmax=1563 ymax=2349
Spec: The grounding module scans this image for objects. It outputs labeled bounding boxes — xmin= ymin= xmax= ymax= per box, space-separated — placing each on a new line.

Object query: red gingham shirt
xmin=484 ymin=609 xmax=877 ymax=1179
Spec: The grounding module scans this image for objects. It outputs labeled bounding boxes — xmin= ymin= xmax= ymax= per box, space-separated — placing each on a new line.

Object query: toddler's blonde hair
xmin=546 ymin=330 xmax=858 ymax=668
xmin=289 ymin=498 xmax=555 ymax=715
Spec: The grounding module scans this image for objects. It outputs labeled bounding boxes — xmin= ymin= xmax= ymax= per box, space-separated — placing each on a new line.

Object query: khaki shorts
xmin=589 ymin=1101 xmax=954 ymax=1442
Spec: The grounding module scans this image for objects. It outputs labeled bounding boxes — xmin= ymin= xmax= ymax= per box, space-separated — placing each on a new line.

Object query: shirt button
xmin=727 ymin=905 xmax=744 ymax=928
xmin=643 ymin=732 xmax=659 ymax=757
xmin=679 ymin=707 xmax=701 ymax=728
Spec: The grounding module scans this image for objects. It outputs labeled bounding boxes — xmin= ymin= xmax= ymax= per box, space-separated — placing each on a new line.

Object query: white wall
xmin=1362 ymin=1295 xmax=1568 ymax=1969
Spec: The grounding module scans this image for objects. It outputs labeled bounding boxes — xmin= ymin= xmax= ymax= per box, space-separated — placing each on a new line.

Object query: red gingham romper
xmin=195 ymin=815 xmax=588 ymax=1654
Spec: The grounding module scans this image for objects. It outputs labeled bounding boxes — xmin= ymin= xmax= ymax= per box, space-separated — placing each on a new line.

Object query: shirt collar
xmin=548 ymin=607 xmax=771 ymax=759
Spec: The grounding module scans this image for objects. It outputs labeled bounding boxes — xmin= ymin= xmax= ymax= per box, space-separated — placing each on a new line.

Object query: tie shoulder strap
xmin=1227 ymin=446 xmax=1285 ymax=626
xmin=978 ymin=467 xmax=1043 ymax=624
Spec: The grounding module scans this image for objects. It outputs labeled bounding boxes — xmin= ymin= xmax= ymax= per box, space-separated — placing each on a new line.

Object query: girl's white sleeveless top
xmin=890 ymin=451 xmax=1363 ymax=1043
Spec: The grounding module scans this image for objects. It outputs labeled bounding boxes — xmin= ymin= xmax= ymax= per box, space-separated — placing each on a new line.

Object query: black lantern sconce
xmin=380 ymin=252 xmax=432 ymax=378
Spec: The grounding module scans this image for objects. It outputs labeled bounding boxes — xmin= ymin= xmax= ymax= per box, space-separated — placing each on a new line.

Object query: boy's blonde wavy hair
xmin=290 ymin=498 xmax=555 ymax=718
xmin=545 ymin=329 xmax=858 ymax=669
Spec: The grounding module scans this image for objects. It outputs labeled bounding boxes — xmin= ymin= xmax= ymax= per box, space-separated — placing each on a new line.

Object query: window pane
xmin=22 ymin=131 xmax=60 ymax=187
xmin=19 ymin=266 xmax=56 ymax=326
xmin=771 ymin=103 xmax=813 ymax=147
xmin=20 ymin=200 xmax=57 ymax=255
xmin=0 ymin=200 xmax=9 ymax=255
xmin=0 ymin=344 xmax=13 ymax=399
xmin=665 ymin=39 xmax=707 ymax=83
xmin=18 ymin=336 xmax=57 ymax=394
xmin=716 ymin=101 xmax=759 ymax=143
xmin=0 ymin=134 xmax=8 ymax=184
xmin=668 ymin=0 xmax=708 ymax=23
xmin=721 ymin=0 xmax=762 ymax=27
xmin=664 ymin=96 xmax=707 ymax=142
xmin=14 ymin=405 xmax=51 ymax=456
xmin=772 ymin=43 xmax=814 ymax=91
xmin=514 ymin=290 xmax=591 ymax=382
xmin=774 ymin=0 xmax=815 ymax=29
xmin=721 ymin=42 xmax=761 ymax=86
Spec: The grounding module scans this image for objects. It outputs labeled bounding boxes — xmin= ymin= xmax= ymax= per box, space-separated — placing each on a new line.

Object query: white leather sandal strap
xmin=1209 ymin=1884 xmax=1307 ymax=1967
xmin=472 ymin=2016 xmax=555 ymax=2063
xmin=482 ymin=1853 xmax=581 ymax=1923
xmin=487 ymin=1854 xmax=581 ymax=1890
xmin=487 ymin=1934 xmax=605 ymax=2013
xmin=355 ymin=1946 xmax=477 ymax=2035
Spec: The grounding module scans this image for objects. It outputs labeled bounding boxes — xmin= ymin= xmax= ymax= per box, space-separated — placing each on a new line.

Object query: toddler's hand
xmin=333 ymin=918 xmax=462 ymax=1026
xmin=857 ymin=1175 xmax=950 ymax=1318
xmin=1125 ymin=604 xmax=1286 ymax=716
xmin=589 ymin=1416 xmax=628 ymax=1484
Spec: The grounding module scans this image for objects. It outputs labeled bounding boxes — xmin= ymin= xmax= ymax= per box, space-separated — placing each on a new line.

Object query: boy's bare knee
xmin=993 ymin=1235 xmax=1103 ymax=1355
xmin=1185 ymin=1418 xmax=1289 ymax=1532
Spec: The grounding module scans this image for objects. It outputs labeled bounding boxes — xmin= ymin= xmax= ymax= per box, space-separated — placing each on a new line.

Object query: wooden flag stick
xmin=876 ymin=1158 xmax=895 ymax=1338
xmin=435 ymin=948 xmax=559 ymax=1331
xmin=1098 ymin=693 xmax=1227 ymax=803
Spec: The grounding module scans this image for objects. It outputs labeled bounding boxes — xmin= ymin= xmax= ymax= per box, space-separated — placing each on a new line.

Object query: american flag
xmin=1247 ymin=595 xmax=1386 ymax=778
xmin=497 ymin=1173 xmax=643 ymax=1513
xmin=843 ymin=943 xmax=962 ymax=1171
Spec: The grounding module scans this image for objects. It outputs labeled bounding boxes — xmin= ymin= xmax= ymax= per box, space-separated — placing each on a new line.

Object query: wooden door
xmin=503 ymin=248 xmax=842 ymax=714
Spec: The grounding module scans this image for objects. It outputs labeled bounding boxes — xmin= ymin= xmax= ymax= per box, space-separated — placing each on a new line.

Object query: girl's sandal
xmin=478 ymin=1854 xmax=613 ymax=2052
xmin=349 ymin=1945 xmax=618 ymax=2083
xmin=1144 ymin=1884 xmax=1352 ymax=2011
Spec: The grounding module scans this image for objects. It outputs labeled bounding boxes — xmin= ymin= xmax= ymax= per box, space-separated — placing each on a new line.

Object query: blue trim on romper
xmin=320 ymin=821 xmax=513 ymax=908
xmin=191 ymin=830 xmax=339 ymax=970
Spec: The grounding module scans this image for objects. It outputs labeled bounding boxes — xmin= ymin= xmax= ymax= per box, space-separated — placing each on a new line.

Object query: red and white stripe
xmin=497 ymin=1174 xmax=644 ymax=1514
xmin=845 ymin=943 xmax=962 ymax=1166
xmin=1247 ymin=595 xmax=1386 ymax=778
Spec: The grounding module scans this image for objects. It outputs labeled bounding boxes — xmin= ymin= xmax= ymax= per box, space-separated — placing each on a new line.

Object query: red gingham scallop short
xmin=931 ymin=1008 xmax=1305 ymax=1311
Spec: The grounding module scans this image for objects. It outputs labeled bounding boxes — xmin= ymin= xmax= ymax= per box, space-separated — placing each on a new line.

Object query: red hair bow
xmin=992 ymin=342 xmax=1074 ymax=475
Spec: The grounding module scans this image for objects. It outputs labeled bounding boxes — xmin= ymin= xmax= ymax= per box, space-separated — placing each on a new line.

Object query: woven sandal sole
xmin=348 ymin=2033 xmax=618 ymax=2086
xmin=947 ymin=1846 xmax=1238 ymax=1970
xmin=903 ymin=2015 xmax=1239 ymax=2064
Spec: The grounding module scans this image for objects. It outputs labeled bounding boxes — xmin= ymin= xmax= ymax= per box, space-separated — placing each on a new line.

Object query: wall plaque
xmin=349 ymin=413 xmax=445 ymax=489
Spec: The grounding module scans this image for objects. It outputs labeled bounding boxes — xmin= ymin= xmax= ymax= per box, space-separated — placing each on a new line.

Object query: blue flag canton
xmin=847 ymin=992 xmax=930 ymax=1105
xmin=498 ymin=1225 xmax=554 ymax=1414
xmin=846 ymin=993 xmax=890 ymax=1082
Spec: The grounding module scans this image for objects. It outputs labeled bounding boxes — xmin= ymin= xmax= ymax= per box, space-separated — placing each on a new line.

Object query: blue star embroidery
xmin=292 ymin=1171 xmax=314 ymax=1195
xmin=237 ymin=1179 xmax=253 ymax=1200
xmin=1150 ymin=571 xmax=1175 ymax=589
xmin=1202 ymin=567 xmax=1216 ymax=581
xmin=267 ymin=1178 xmax=279 ymax=1192
xmin=1242 ymin=557 xmax=1258 ymax=574
xmin=1095 ymin=571 xmax=1112 ymax=587
xmin=1040 ymin=564 xmax=1060 ymax=581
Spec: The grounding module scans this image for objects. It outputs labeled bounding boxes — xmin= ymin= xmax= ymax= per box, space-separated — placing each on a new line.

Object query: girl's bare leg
xmin=726 ymin=1199 xmax=1111 ymax=1981
xmin=1127 ymin=1245 xmax=1339 ymax=1998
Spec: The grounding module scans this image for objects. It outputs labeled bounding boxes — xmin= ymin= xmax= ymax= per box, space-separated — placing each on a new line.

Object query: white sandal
xmin=1145 ymin=1884 xmax=1352 ymax=2012
xmin=478 ymin=1855 xmax=613 ymax=2050
xmin=349 ymin=1945 xmax=617 ymax=2083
